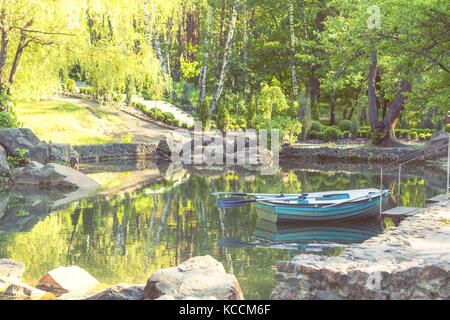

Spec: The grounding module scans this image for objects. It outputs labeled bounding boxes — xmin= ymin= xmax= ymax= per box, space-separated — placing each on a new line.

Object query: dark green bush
xmin=310 ymin=121 xmax=323 ymax=132
xmin=308 ymin=130 xmax=321 ymax=139
xmin=216 ymin=105 xmax=230 ymax=133
xmin=446 ymin=124 xmax=450 ymax=133
xmin=409 ymin=131 xmax=418 ymax=140
xmin=343 ymin=130 xmax=351 ymax=138
xmin=323 ymin=127 xmax=342 ymax=142
xmin=339 ymin=120 xmax=353 ymax=132
xmin=200 ymin=99 xmax=210 ymax=130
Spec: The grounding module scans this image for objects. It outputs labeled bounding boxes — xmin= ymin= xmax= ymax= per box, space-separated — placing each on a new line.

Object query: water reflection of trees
xmin=0 ymin=168 xmax=437 ymax=298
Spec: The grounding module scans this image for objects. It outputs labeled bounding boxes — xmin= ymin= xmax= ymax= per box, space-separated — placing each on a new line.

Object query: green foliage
xmin=199 ymin=99 xmax=210 ymax=130
xmin=310 ymin=121 xmax=324 ymax=133
xmin=125 ymin=79 xmax=135 ymax=106
xmin=79 ymin=87 xmax=93 ymax=95
xmin=216 ymin=105 xmax=230 ymax=133
xmin=246 ymin=97 xmax=257 ymax=129
xmin=308 ymin=130 xmax=321 ymax=140
xmin=65 ymin=79 xmax=76 ymax=93
xmin=446 ymin=124 xmax=450 ymax=133
xmin=297 ymin=89 xmax=312 ymax=138
xmin=7 ymin=148 xmax=29 ymax=169
xmin=258 ymin=116 xmax=302 ymax=145
xmin=0 ymin=111 xmax=20 ymax=129
xmin=258 ymin=84 xmax=288 ymax=119
xmin=322 ymin=127 xmax=342 ymax=142
xmin=339 ymin=120 xmax=353 ymax=132
xmin=409 ymin=131 xmax=418 ymax=140
xmin=120 ymin=133 xmax=133 ymax=143
xmin=311 ymin=102 xmax=320 ymax=121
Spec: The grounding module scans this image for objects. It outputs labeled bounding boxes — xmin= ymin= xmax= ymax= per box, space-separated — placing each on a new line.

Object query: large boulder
xmin=0 ymin=145 xmax=9 ymax=176
xmin=3 ymin=283 xmax=51 ymax=300
xmin=12 ymin=161 xmax=99 ymax=190
xmin=0 ymin=128 xmax=40 ymax=157
xmin=144 ymin=255 xmax=244 ymax=300
xmin=87 ymin=283 xmax=145 ymax=300
xmin=48 ymin=143 xmax=79 ymax=167
xmin=156 ymin=131 xmax=192 ymax=161
xmin=36 ymin=266 xmax=100 ymax=296
xmin=0 ymin=259 xmax=25 ymax=280
xmin=0 ymin=128 xmax=79 ymax=167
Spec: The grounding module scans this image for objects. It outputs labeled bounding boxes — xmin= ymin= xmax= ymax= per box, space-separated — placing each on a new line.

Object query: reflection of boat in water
xmin=254 ymin=188 xmax=389 ymax=222
xmin=253 ymin=217 xmax=382 ymax=244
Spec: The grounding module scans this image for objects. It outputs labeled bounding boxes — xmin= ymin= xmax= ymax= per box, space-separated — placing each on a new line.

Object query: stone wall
xmin=281 ymin=132 xmax=449 ymax=164
xmin=271 ymin=200 xmax=450 ymax=300
xmin=73 ymin=143 xmax=158 ymax=162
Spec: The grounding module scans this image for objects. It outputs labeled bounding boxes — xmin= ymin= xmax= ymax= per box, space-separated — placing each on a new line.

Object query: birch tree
xmin=209 ymin=0 xmax=240 ymax=114
xmin=289 ymin=0 xmax=297 ymax=101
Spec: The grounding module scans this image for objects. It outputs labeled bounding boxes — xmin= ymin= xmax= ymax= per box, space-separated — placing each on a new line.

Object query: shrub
xmin=339 ymin=120 xmax=353 ymax=132
xmin=65 ymin=79 xmax=76 ymax=93
xmin=199 ymin=99 xmax=211 ymax=130
xmin=409 ymin=131 xmax=418 ymax=140
xmin=322 ymin=127 xmax=342 ymax=142
xmin=216 ymin=105 xmax=230 ymax=133
xmin=310 ymin=121 xmax=323 ymax=132
xmin=445 ymin=124 xmax=450 ymax=133
xmin=181 ymin=122 xmax=188 ymax=129
xmin=237 ymin=117 xmax=247 ymax=130
xmin=258 ymin=84 xmax=289 ymax=119
xmin=401 ymin=130 xmax=410 ymax=139
xmin=247 ymin=96 xmax=257 ymax=129
xmin=80 ymin=87 xmax=94 ymax=95
xmin=0 ymin=111 xmax=20 ymax=129
xmin=308 ymin=130 xmax=321 ymax=140
xmin=343 ymin=131 xmax=351 ymax=138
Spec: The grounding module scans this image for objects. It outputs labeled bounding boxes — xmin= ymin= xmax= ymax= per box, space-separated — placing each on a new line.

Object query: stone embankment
xmin=271 ymin=199 xmax=450 ymax=300
xmin=281 ymin=132 xmax=449 ymax=164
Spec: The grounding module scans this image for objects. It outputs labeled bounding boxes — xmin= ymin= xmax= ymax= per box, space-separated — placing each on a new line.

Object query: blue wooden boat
xmin=254 ymin=188 xmax=389 ymax=222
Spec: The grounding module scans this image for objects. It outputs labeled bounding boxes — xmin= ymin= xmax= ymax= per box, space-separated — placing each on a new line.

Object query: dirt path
xmin=55 ymin=96 xmax=173 ymax=145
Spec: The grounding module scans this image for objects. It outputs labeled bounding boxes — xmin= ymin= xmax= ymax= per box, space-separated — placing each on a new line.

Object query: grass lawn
xmin=14 ymin=100 xmax=125 ymax=145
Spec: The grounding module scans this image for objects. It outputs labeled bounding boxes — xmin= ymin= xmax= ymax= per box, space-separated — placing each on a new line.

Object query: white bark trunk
xmin=243 ymin=1 xmax=249 ymax=101
xmin=289 ymin=0 xmax=298 ymax=101
xmin=209 ymin=0 xmax=240 ymax=113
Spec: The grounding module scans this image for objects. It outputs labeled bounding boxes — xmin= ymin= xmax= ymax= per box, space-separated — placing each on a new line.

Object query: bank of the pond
xmin=281 ymin=134 xmax=448 ymax=164
xmin=271 ymin=197 xmax=450 ymax=300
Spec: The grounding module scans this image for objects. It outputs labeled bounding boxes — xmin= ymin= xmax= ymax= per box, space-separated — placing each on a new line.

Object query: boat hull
xmin=254 ymin=196 xmax=384 ymax=222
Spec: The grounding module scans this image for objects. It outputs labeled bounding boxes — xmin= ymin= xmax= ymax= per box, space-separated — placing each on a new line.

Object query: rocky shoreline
xmin=281 ymin=132 xmax=449 ymax=164
xmin=271 ymin=198 xmax=450 ymax=300
xmin=0 ymin=255 xmax=244 ymax=300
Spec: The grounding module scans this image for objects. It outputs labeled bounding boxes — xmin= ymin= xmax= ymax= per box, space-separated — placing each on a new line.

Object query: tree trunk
xmin=243 ymin=1 xmax=249 ymax=102
xmin=329 ymin=88 xmax=336 ymax=125
xmin=8 ymin=34 xmax=28 ymax=85
xmin=146 ymin=0 xmax=193 ymax=110
xmin=368 ymin=50 xmax=412 ymax=146
xmin=289 ymin=0 xmax=297 ymax=101
xmin=0 ymin=13 xmax=9 ymax=86
xmin=199 ymin=6 xmax=212 ymax=103
xmin=209 ymin=0 xmax=240 ymax=114
xmin=368 ymin=50 xmax=379 ymax=128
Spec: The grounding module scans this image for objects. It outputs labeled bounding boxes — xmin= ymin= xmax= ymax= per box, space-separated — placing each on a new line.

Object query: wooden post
xmin=380 ymin=167 xmax=383 ymax=215
xmin=398 ymin=164 xmax=401 ymax=205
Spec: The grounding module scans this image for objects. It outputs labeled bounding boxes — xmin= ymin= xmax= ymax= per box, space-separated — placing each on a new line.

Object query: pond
xmin=0 ymin=160 xmax=445 ymax=299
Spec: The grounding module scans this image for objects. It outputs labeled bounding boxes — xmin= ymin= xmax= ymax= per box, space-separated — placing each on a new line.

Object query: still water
xmin=0 ymin=161 xmax=444 ymax=299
